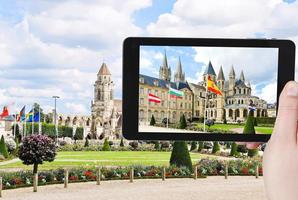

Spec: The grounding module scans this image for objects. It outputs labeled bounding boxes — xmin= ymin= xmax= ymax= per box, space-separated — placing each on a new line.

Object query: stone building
xmin=139 ymin=52 xmax=268 ymax=124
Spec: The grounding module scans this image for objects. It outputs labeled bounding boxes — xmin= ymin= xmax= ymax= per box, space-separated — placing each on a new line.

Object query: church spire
xmin=159 ymin=50 xmax=171 ymax=81
xmin=162 ymin=50 xmax=168 ymax=69
xmin=229 ymin=65 xmax=235 ymax=79
xmin=203 ymin=61 xmax=216 ymax=76
xmin=240 ymin=70 xmax=245 ymax=82
xmin=217 ymin=65 xmax=225 ymax=81
xmin=174 ymin=57 xmax=185 ymax=82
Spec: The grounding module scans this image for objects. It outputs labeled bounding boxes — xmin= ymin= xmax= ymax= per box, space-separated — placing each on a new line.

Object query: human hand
xmin=263 ymin=81 xmax=298 ymax=200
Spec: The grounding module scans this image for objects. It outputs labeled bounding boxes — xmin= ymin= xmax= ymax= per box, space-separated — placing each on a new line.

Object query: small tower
xmin=203 ymin=61 xmax=216 ymax=83
xmin=216 ymin=66 xmax=225 ymax=122
xmin=228 ymin=65 xmax=236 ymax=96
xmin=174 ymin=57 xmax=185 ymax=82
xmin=240 ymin=70 xmax=245 ymax=82
xmin=217 ymin=66 xmax=225 ymax=90
xmin=159 ymin=51 xmax=171 ymax=81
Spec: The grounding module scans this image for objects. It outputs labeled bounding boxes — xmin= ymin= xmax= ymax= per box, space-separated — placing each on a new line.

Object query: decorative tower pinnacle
xmin=159 ymin=50 xmax=171 ymax=81
xmin=174 ymin=57 xmax=185 ymax=82
xmin=240 ymin=70 xmax=245 ymax=82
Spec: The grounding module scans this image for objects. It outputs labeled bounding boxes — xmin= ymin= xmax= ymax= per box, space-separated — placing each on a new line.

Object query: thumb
xmin=273 ymin=81 xmax=298 ymax=144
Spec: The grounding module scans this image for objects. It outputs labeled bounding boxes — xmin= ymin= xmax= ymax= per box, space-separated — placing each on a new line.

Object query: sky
xmin=140 ymin=46 xmax=278 ymax=103
xmin=0 ymin=0 xmax=297 ymax=115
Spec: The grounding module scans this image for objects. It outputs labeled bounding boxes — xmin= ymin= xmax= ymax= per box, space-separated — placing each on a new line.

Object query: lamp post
xmin=52 ymin=96 xmax=60 ymax=143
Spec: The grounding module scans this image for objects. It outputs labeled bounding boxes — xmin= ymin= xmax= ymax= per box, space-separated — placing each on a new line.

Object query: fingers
xmin=273 ymin=81 xmax=298 ymax=144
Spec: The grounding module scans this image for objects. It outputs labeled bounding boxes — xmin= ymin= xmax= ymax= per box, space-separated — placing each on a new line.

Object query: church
xmin=139 ymin=51 xmax=268 ymax=124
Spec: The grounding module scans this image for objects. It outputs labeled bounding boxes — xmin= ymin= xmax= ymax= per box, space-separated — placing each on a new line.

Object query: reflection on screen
xmin=138 ymin=46 xmax=278 ymax=135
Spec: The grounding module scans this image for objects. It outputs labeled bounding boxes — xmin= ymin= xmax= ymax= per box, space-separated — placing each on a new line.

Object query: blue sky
xmin=0 ymin=0 xmax=297 ymax=115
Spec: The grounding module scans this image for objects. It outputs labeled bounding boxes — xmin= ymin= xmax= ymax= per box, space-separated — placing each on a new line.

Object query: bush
xmin=120 ymin=138 xmax=124 ymax=147
xmin=160 ymin=141 xmax=170 ymax=149
xmin=190 ymin=141 xmax=197 ymax=151
xmin=102 ymin=138 xmax=111 ymax=151
xmin=256 ymin=117 xmax=276 ymax=125
xmin=74 ymin=127 xmax=84 ymax=140
xmin=203 ymin=141 xmax=213 ymax=151
xmin=198 ymin=141 xmax=204 ymax=152
xmin=179 ymin=114 xmax=187 ymax=129
xmin=150 ymin=115 xmax=156 ymax=126
xmin=230 ymin=142 xmax=238 ymax=156
xmin=237 ymin=145 xmax=248 ymax=154
xmin=212 ymin=141 xmax=220 ymax=154
xmin=129 ymin=141 xmax=139 ymax=150
xmin=19 ymin=135 xmax=56 ymax=174
xmin=154 ymin=141 xmax=160 ymax=150
xmin=205 ymin=119 xmax=214 ymax=128
xmin=248 ymin=149 xmax=259 ymax=157
xmin=170 ymin=141 xmax=192 ymax=172
xmin=0 ymin=136 xmax=9 ymax=158
xmin=5 ymin=137 xmax=17 ymax=153
xmin=243 ymin=110 xmax=255 ymax=134
xmin=84 ymin=138 xmax=89 ymax=147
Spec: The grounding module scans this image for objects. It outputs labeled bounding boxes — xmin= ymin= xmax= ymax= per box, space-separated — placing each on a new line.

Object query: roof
xmin=98 ymin=63 xmax=111 ymax=75
xmin=203 ymin=61 xmax=216 ymax=76
xmin=229 ymin=66 xmax=235 ymax=77
xmin=217 ymin=66 xmax=225 ymax=80
xmin=139 ymin=74 xmax=191 ymax=91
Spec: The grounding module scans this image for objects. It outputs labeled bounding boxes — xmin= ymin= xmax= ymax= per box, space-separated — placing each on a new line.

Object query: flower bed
xmin=0 ymin=158 xmax=262 ymax=190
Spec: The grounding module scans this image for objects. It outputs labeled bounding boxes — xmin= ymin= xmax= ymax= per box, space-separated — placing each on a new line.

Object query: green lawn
xmin=0 ymin=151 xmax=221 ymax=171
xmin=196 ymin=123 xmax=273 ymax=134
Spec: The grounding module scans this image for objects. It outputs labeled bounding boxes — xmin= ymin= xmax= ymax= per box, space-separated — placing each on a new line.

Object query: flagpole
xmin=147 ymin=95 xmax=149 ymax=126
xmin=32 ymin=104 xmax=34 ymax=135
xmin=203 ymin=77 xmax=208 ymax=132
xmin=13 ymin=109 xmax=16 ymax=137
xmin=24 ymin=116 xmax=26 ymax=137
xmin=38 ymin=105 xmax=41 ymax=134
xmin=167 ymin=87 xmax=170 ymax=128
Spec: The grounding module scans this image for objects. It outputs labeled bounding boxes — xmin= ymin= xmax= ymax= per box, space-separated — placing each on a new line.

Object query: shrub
xmin=150 ymin=115 xmax=156 ymax=126
xmin=190 ymin=141 xmax=197 ymax=151
xmin=102 ymin=138 xmax=111 ymax=151
xmin=84 ymin=138 xmax=89 ymax=147
xmin=198 ymin=141 xmax=204 ymax=152
xmin=170 ymin=141 xmax=192 ymax=172
xmin=179 ymin=114 xmax=187 ymax=129
xmin=248 ymin=149 xmax=259 ymax=157
xmin=243 ymin=110 xmax=255 ymax=134
xmin=0 ymin=136 xmax=9 ymax=158
xmin=254 ymin=118 xmax=258 ymax=126
xmin=230 ymin=142 xmax=238 ymax=156
xmin=205 ymin=119 xmax=214 ymax=128
xmin=129 ymin=141 xmax=139 ymax=150
xmin=154 ymin=141 xmax=160 ymax=150
xmin=5 ymin=137 xmax=17 ymax=153
xmin=212 ymin=141 xmax=220 ymax=154
xmin=120 ymin=138 xmax=124 ymax=147
xmin=74 ymin=127 xmax=84 ymax=140
xmin=203 ymin=141 xmax=213 ymax=151
xmin=237 ymin=145 xmax=248 ymax=154
xmin=223 ymin=118 xmax=227 ymax=124
xmin=256 ymin=117 xmax=276 ymax=125
xmin=19 ymin=135 xmax=56 ymax=174
xmin=160 ymin=141 xmax=170 ymax=149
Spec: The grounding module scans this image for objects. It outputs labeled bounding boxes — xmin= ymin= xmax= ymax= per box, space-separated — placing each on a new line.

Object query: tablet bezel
xmin=123 ymin=37 xmax=295 ymax=142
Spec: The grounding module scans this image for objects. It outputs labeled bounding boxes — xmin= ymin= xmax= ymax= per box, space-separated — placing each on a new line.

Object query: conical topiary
xmin=198 ymin=141 xmax=204 ymax=152
xmin=243 ymin=110 xmax=258 ymax=157
xmin=190 ymin=141 xmax=197 ymax=151
xmin=150 ymin=115 xmax=156 ymax=126
xmin=230 ymin=142 xmax=238 ymax=156
xmin=120 ymin=138 xmax=124 ymax=147
xmin=102 ymin=138 xmax=111 ymax=151
xmin=179 ymin=114 xmax=187 ymax=129
xmin=170 ymin=141 xmax=193 ymax=172
xmin=0 ymin=135 xmax=9 ymax=158
xmin=84 ymin=137 xmax=89 ymax=147
xmin=212 ymin=141 xmax=220 ymax=154
xmin=154 ymin=141 xmax=160 ymax=150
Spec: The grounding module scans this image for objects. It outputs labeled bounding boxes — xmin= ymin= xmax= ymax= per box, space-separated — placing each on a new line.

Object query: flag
xmin=17 ymin=106 xmax=26 ymax=121
xmin=148 ymin=93 xmax=161 ymax=103
xmin=169 ymin=87 xmax=184 ymax=99
xmin=207 ymin=76 xmax=222 ymax=95
xmin=0 ymin=106 xmax=9 ymax=119
xmin=26 ymin=109 xmax=34 ymax=122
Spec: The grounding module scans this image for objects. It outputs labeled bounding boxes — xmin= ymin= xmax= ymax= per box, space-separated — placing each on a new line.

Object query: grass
xmin=0 ymin=151 xmax=222 ymax=171
xmin=196 ymin=123 xmax=273 ymax=134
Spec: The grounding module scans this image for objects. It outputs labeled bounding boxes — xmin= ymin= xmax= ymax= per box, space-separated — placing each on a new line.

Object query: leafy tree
xmin=33 ymin=103 xmax=46 ymax=122
xmin=190 ymin=141 xmax=197 ymax=151
xmin=102 ymin=138 xmax=111 ymax=151
xmin=19 ymin=135 xmax=56 ymax=174
xmin=74 ymin=127 xmax=84 ymax=141
xmin=150 ymin=115 xmax=156 ymax=126
xmin=120 ymin=138 xmax=124 ymax=147
xmin=230 ymin=142 xmax=238 ymax=156
xmin=170 ymin=141 xmax=193 ymax=171
xmin=212 ymin=141 xmax=220 ymax=154
xmin=0 ymin=136 xmax=9 ymax=158
xmin=198 ymin=141 xmax=204 ymax=152
xmin=84 ymin=137 xmax=89 ymax=147
xmin=179 ymin=114 xmax=187 ymax=129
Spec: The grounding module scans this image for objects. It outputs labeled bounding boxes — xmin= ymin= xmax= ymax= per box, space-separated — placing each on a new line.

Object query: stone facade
xmin=139 ymin=52 xmax=269 ymax=124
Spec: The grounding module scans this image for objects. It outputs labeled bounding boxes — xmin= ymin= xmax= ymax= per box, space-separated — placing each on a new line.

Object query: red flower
xmin=84 ymin=170 xmax=94 ymax=179
xmin=69 ymin=176 xmax=78 ymax=181
xmin=241 ymin=168 xmax=249 ymax=175
xmin=258 ymin=167 xmax=263 ymax=175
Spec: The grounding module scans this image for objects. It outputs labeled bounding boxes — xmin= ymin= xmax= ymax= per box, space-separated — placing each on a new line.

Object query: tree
xmin=120 ymin=138 xmax=124 ymax=147
xmin=0 ymin=136 xmax=9 ymax=158
xmin=230 ymin=142 xmax=238 ymax=156
xmin=170 ymin=141 xmax=193 ymax=171
xmin=212 ymin=141 xmax=220 ymax=154
xmin=190 ymin=141 xmax=197 ymax=151
xmin=102 ymin=138 xmax=111 ymax=151
xmin=129 ymin=141 xmax=139 ymax=150
xmin=198 ymin=141 xmax=204 ymax=152
xmin=11 ymin=124 xmax=20 ymax=140
xmin=74 ymin=127 xmax=84 ymax=141
xmin=243 ymin=110 xmax=258 ymax=157
xmin=237 ymin=145 xmax=248 ymax=155
xmin=248 ymin=148 xmax=259 ymax=157
xmin=33 ymin=103 xmax=46 ymax=122
xmin=179 ymin=114 xmax=187 ymax=129
xmin=150 ymin=115 xmax=156 ymax=126
xmin=205 ymin=119 xmax=214 ymax=128
xmin=154 ymin=141 xmax=160 ymax=150
xmin=19 ymin=135 xmax=56 ymax=174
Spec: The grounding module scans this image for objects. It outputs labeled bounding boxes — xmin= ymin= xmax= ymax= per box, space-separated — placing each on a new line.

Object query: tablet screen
xmin=138 ymin=46 xmax=278 ymax=135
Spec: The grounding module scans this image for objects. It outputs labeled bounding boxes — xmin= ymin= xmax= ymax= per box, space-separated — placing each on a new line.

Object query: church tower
xmin=91 ymin=63 xmax=115 ymax=122
xmin=216 ymin=66 xmax=225 ymax=122
xmin=203 ymin=61 xmax=216 ymax=84
xmin=228 ymin=65 xmax=236 ymax=96
xmin=159 ymin=51 xmax=171 ymax=81
xmin=174 ymin=57 xmax=185 ymax=82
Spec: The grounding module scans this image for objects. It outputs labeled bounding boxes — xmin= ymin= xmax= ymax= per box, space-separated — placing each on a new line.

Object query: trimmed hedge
xmin=256 ymin=117 xmax=276 ymax=125
xmin=24 ymin=123 xmax=74 ymax=138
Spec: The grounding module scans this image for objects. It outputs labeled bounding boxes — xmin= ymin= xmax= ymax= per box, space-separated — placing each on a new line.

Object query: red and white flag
xmin=148 ymin=93 xmax=161 ymax=103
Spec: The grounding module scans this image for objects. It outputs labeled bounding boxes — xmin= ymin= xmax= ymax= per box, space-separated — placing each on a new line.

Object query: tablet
xmin=123 ymin=37 xmax=295 ymax=142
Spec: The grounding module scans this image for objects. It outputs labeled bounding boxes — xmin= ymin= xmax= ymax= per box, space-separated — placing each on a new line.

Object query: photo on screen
xmin=138 ymin=46 xmax=278 ymax=135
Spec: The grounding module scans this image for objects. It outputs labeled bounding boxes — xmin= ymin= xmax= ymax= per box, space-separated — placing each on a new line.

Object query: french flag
xmin=148 ymin=93 xmax=161 ymax=103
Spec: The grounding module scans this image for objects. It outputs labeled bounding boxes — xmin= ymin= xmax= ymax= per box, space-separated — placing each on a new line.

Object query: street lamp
xmin=52 ymin=96 xmax=60 ymax=143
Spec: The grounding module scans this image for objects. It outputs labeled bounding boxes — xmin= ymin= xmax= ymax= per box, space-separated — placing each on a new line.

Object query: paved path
xmin=0 ymin=158 xmax=19 ymax=166
xmin=139 ymin=125 xmax=202 ymax=133
xmin=1 ymin=176 xmax=266 ymax=200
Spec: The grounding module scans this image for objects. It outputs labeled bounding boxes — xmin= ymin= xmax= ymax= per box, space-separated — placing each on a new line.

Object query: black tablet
xmin=123 ymin=37 xmax=295 ymax=142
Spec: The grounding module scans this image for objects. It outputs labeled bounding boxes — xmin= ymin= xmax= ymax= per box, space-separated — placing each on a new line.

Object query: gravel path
xmin=1 ymin=176 xmax=266 ymax=200
xmin=0 ymin=158 xmax=19 ymax=166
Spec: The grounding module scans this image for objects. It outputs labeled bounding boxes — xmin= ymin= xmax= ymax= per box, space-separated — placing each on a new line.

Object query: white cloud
xmin=65 ymin=102 xmax=88 ymax=115
xmin=252 ymin=82 xmax=277 ymax=104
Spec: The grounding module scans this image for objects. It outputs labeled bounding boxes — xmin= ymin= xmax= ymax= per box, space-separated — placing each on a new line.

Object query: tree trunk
xmin=33 ymin=163 xmax=38 ymax=174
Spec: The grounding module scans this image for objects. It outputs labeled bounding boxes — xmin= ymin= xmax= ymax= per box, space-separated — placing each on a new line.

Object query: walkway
xmin=2 ymin=176 xmax=266 ymax=200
